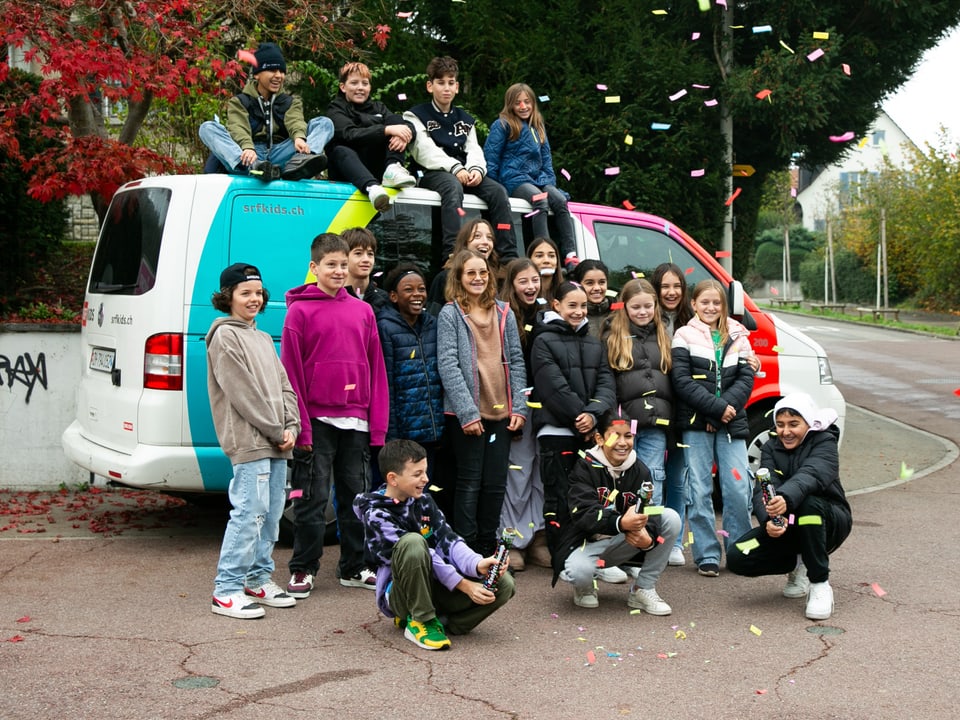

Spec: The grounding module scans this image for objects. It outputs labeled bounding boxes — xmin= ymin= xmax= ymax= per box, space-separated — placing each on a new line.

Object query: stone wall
xmin=0 ymin=324 xmax=89 ymax=489
xmin=66 ymin=194 xmax=100 ymax=242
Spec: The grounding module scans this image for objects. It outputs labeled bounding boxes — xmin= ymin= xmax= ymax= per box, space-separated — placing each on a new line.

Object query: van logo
xmin=98 ymin=303 xmax=104 ymax=328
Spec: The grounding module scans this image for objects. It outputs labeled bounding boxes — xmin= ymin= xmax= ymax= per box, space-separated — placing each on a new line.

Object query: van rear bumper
xmin=62 ymin=421 xmax=219 ymax=492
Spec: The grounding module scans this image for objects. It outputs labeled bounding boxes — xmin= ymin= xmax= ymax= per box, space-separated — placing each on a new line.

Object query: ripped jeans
xmin=213 ymin=457 xmax=287 ymax=596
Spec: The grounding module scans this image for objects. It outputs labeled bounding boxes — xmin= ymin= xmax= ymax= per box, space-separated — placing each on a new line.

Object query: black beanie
xmin=253 ymin=43 xmax=286 ymax=73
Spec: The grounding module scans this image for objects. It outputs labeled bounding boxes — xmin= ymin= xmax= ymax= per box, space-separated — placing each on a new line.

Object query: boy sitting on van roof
xmin=403 ymin=56 xmax=519 ymax=264
xmin=199 ymin=42 xmax=332 ymax=182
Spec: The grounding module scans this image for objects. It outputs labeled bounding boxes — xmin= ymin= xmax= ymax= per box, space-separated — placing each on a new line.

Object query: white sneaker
xmin=245 ymin=580 xmax=296 ymax=608
xmin=805 ymin=581 xmax=834 ymax=620
xmin=596 ymin=566 xmax=629 ymax=584
xmin=668 ymin=546 xmax=686 ymax=566
xmin=367 ymin=184 xmax=390 ymax=212
xmin=783 ymin=562 xmax=810 ymax=598
xmin=574 ymin=587 xmax=599 ymax=608
xmin=381 ymin=163 xmax=416 ymax=189
xmin=627 ymin=586 xmax=672 ymax=615
xmin=211 ymin=592 xmax=266 ymax=619
xmin=340 ymin=567 xmax=377 ymax=590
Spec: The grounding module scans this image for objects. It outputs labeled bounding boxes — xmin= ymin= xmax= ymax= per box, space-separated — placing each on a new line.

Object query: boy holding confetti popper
xmin=726 ymin=393 xmax=851 ymax=621
xmin=554 ymin=409 xmax=680 ymax=612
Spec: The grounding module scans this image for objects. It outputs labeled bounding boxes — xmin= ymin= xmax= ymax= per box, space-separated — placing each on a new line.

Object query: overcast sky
xmin=883 ymin=25 xmax=960 ymax=149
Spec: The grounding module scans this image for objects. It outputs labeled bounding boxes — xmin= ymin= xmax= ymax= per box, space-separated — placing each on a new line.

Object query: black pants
xmin=726 ymin=495 xmax=852 ymax=583
xmin=538 ymin=434 xmax=591 ymax=563
xmin=417 ymin=171 xmax=519 ymax=262
xmin=328 ymin=143 xmax=405 ymax=193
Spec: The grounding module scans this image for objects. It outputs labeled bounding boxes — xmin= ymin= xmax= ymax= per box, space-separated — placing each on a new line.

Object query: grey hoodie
xmin=206 ymin=316 xmax=300 ymax=465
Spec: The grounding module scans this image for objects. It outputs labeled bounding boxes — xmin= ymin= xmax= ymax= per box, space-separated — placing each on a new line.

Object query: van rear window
xmin=593 ymin=221 xmax=711 ymax=290
xmin=88 ymin=188 xmax=171 ymax=295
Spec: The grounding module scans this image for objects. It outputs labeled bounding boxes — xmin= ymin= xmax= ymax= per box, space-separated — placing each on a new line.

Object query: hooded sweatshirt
xmin=353 ymin=488 xmax=484 ymax=618
xmin=205 ymin=317 xmax=300 ymax=465
xmin=280 ymin=284 xmax=389 ymax=446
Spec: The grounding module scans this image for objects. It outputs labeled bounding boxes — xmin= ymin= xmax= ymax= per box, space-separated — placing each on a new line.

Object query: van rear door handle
xmin=111 ymin=367 xmax=121 ymax=386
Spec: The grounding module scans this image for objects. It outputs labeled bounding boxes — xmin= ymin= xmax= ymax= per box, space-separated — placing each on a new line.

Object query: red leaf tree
xmin=0 ymin=0 xmax=380 ymax=220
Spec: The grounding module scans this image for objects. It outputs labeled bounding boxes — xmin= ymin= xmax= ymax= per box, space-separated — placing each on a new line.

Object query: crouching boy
xmin=554 ymin=410 xmax=680 ymax=614
xmin=353 ymin=439 xmax=515 ymax=650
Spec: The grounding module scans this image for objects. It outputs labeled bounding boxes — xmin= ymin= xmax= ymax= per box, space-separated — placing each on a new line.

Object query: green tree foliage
xmin=370 ymin=0 xmax=960 ymax=276
xmin=799 ymin=246 xmax=879 ymax=303
xmin=754 ymin=225 xmax=820 ymax=279
xmin=0 ymin=69 xmax=67 ymax=313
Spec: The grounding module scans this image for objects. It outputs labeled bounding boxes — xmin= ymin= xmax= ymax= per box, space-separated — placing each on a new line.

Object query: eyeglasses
xmin=463 ymin=269 xmax=489 ymax=279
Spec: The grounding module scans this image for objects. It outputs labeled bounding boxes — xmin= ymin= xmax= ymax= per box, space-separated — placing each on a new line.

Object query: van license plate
xmin=89 ymin=347 xmax=116 ymax=373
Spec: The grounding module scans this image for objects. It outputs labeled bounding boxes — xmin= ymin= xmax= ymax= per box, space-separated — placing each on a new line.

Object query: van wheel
xmin=278 ymin=495 xmax=339 ymax=547
xmin=746 ymin=402 xmax=777 ymax=474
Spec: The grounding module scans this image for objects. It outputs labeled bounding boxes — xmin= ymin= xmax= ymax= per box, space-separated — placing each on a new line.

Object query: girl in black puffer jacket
xmin=604 ymin=279 xmax=673 ymax=502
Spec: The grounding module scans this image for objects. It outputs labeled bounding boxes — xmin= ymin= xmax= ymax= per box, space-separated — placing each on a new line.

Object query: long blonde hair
xmin=445 ymin=250 xmax=497 ymax=312
xmin=498 ymin=83 xmax=547 ymax=142
xmin=690 ymin=279 xmax=730 ymax=343
xmin=605 ymin=279 xmax=672 ymax=374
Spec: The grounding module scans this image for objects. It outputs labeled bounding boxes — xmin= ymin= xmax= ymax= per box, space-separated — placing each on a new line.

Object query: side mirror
xmin=728 ymin=280 xmax=757 ymax=330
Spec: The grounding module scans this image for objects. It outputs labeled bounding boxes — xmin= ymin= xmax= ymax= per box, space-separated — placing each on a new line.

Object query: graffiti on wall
xmin=0 ymin=352 xmax=48 ymax=403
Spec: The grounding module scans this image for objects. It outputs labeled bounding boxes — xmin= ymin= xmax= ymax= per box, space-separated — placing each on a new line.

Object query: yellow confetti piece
xmin=812 ymin=31 xmax=829 ymax=40
xmin=624 ymin=134 xmax=633 ymax=145
xmin=578 ymin=450 xmax=587 ymax=458
xmin=509 ymin=464 xmax=523 ymax=470
xmin=428 ymin=485 xmax=442 ymax=492
xmin=571 ymin=506 xmax=579 ymax=514
xmin=630 ymin=609 xmax=643 ymax=615
xmin=797 ymin=515 xmax=822 ymax=526
xmin=899 ymin=461 xmax=915 ymax=480
xmin=772 ymin=345 xmax=784 ymax=353
xmin=644 ymin=505 xmax=664 ymax=515
xmin=675 ymin=630 xmax=687 ymax=640
xmin=493 ymin=403 xmax=505 ymax=409
xmin=652 ymin=8 xmax=668 ymax=14
xmin=750 ymin=625 xmax=762 ymax=636
xmin=692 ymin=374 xmax=707 ymax=379
xmin=524 ymin=324 xmax=533 ymax=332
xmin=687 ymin=531 xmax=694 ymax=544
xmin=736 ymin=538 xmax=760 ymax=554
xmin=605 ymin=432 xmax=619 ymax=447
xmin=597 ymin=510 xmax=603 ymax=521
xmin=607 ymin=489 xmax=619 ymax=503
xmin=409 ymin=349 xmax=416 ymax=359
xmin=655 ymin=418 xmax=670 ymax=426
xmin=605 ymin=96 xmax=621 ymax=103
xmin=676 ymin=442 xmax=690 ymax=448
xmin=526 ymin=401 xmax=542 ymax=408
xmin=779 ymin=39 xmax=794 ymax=53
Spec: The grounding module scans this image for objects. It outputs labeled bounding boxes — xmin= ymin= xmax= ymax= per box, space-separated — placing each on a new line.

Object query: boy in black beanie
xmin=200 ymin=42 xmax=333 ymax=181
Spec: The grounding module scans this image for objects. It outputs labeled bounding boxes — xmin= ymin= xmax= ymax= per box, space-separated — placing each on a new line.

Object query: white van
xmin=62 ymin=174 xmax=845 ymax=493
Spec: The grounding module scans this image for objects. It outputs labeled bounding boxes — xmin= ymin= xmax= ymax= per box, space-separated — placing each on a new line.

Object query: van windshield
xmin=593 ymin=221 xmax=713 ymax=291
xmin=89 ymin=188 xmax=170 ymax=295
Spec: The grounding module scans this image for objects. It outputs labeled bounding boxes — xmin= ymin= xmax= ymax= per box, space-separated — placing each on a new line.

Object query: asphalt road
xmin=3 ymin=316 xmax=959 ymax=719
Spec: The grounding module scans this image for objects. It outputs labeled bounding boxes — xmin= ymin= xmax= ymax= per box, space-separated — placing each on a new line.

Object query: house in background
xmin=796 ymin=111 xmax=917 ymax=232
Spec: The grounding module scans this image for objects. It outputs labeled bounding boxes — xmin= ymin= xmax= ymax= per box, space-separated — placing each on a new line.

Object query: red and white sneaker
xmin=286 ymin=572 xmax=315 ymax=599
xmin=211 ymin=592 xmax=265 ymax=619
xmin=245 ymin=580 xmax=296 ymax=608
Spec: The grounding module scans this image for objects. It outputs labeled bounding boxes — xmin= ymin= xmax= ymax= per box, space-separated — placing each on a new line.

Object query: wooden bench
xmin=809 ymin=303 xmax=848 ymax=314
xmin=856 ymin=306 xmax=900 ymax=321
xmin=768 ymin=298 xmax=802 ymax=309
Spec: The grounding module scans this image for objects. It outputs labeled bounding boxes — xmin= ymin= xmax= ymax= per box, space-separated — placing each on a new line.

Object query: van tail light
xmin=144 ymin=333 xmax=183 ymax=390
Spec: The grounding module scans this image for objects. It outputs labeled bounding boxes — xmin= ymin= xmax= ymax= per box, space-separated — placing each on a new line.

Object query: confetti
xmin=561 ymin=168 xmax=571 ymax=181
xmin=610 ymin=301 xmax=624 ymax=310
xmin=496 ymin=223 xmax=512 ymax=230
xmin=16 ymin=616 xmax=30 ymax=623
xmin=697 ymin=0 xmax=709 ymax=9
xmin=675 ymin=630 xmax=687 ymax=639
xmin=622 ymin=200 xmax=635 ymax=210
xmin=605 ymin=96 xmax=621 ymax=104
xmin=530 ymin=192 xmax=548 ymax=202
xmin=652 ymin=8 xmax=668 ymax=15
xmin=669 ymin=89 xmax=688 ymax=102
xmin=526 ymin=401 xmax=542 ymax=408
xmin=871 ymin=583 xmax=887 ymax=597
xmin=539 ymin=95 xmax=550 ymax=103
xmin=724 ymin=187 xmax=742 ymax=206
xmin=691 ymin=32 xmax=701 ymax=40
xmin=288 ymin=489 xmax=303 ymax=499
xmin=604 ymin=167 xmax=621 ymax=176
xmin=797 ymin=515 xmax=822 ymax=526
xmin=829 ymin=131 xmax=855 ymax=143
xmin=736 ymin=538 xmax=760 ymax=554
xmin=731 ymin=468 xmax=742 ymax=480
xmin=755 ymin=89 xmax=772 ymax=100
xmin=788 ymin=513 xmax=795 ymax=525
xmin=237 ymin=49 xmax=258 ymax=66
xmin=624 ymin=134 xmax=633 ymax=145
xmin=812 ymin=31 xmax=830 ymax=40
xmin=428 ymin=485 xmax=442 ymax=492
xmin=7 ymin=635 xmax=25 ymax=643
xmin=690 ymin=168 xmax=705 ymax=178
xmin=397 ymin=93 xmax=408 ymax=101
xmin=807 ymin=48 xmax=825 ymax=62
xmin=596 ymin=83 xmax=608 ymax=91
xmin=630 ymin=419 xmax=638 ymax=433
xmin=651 ymin=122 xmax=671 ymax=131
xmin=644 ymin=506 xmax=664 ymax=515
xmin=605 ymin=433 xmax=619 ymax=447
xmin=750 ymin=625 xmax=762 ymax=636
xmin=409 ymin=349 xmax=416 ymax=359
xmin=703 ymin=99 xmax=719 ymax=107
xmin=586 ymin=651 xmax=596 ymax=664
xmin=842 ymin=63 xmax=851 ymax=76
xmin=899 ymin=461 xmax=915 ymax=480
xmin=509 ymin=465 xmax=523 ymax=470
xmin=344 ymin=384 xmax=356 ymax=391
xmin=752 ymin=25 xmax=772 ymax=33
xmin=780 ymin=40 xmax=795 ymax=53
xmin=756 ymin=689 xmax=768 ymax=695
xmin=456 ymin=207 xmax=466 ymax=216
xmin=715 ymin=250 xmax=732 ymax=258
xmin=489 ymin=434 xmax=496 ymax=443
xmin=717 ymin=529 xmax=729 ymax=537
xmin=396 ymin=10 xmax=413 ymax=17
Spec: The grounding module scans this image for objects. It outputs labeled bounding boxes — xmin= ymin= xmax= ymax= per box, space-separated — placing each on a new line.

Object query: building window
xmin=872 ymin=130 xmax=886 ymax=146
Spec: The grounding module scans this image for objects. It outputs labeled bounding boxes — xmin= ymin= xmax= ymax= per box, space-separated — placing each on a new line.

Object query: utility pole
xmin=719 ymin=2 xmax=734 ymax=274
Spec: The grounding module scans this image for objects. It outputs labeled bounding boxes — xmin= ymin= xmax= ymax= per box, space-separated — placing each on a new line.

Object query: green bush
xmin=752 ymin=226 xmax=820 ymax=279
xmin=799 ymin=246 xmax=904 ymax=304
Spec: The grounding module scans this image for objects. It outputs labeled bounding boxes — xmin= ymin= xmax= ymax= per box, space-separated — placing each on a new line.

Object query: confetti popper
xmin=756 ymin=468 xmax=784 ymax=527
xmin=483 ymin=528 xmax=517 ymax=590
xmin=635 ymin=480 xmax=655 ymax=513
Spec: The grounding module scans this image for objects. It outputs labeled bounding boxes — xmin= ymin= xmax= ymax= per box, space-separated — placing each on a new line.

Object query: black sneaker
xmin=281 ymin=152 xmax=327 ymax=181
xmin=698 ymin=562 xmax=720 ymax=577
xmin=250 ymin=160 xmax=281 ymax=181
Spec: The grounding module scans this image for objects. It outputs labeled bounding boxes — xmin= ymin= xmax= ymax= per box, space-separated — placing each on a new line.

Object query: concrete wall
xmin=0 ymin=324 xmax=90 ymax=490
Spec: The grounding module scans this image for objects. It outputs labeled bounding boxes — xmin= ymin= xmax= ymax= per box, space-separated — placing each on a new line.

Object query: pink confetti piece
xmin=690 ymin=168 xmax=705 ymax=177
xmin=717 ymin=529 xmax=729 ymax=537
xmin=669 ymin=89 xmax=688 ymax=102
xmin=630 ymin=419 xmax=638 ymax=434
xmin=344 ymin=384 xmax=356 ymax=391
xmin=692 ymin=83 xmax=711 ymax=89
xmin=791 ymin=187 xmax=797 ymax=197
xmin=842 ymin=63 xmax=851 ymax=76
xmin=829 ymin=131 xmax=855 ymax=142
xmin=756 ymin=689 xmax=768 ymax=695
xmin=586 ymin=650 xmax=596 ymax=664
xmin=755 ymin=88 xmax=772 ymax=100
xmin=871 ymin=583 xmax=887 ymax=597
xmin=7 ymin=635 xmax=25 ymax=643
xmin=715 ymin=250 xmax=731 ymax=258
xmin=596 ymin=83 xmax=608 ymax=91
xmin=732 ymin=468 xmax=742 ymax=480
xmin=609 ymin=301 xmax=624 ymax=310
xmin=622 ymin=199 xmax=636 ymax=210
xmin=769 ymin=285 xmax=780 ymax=296
xmin=716 ymin=0 xmax=727 ymax=7
xmin=456 ymin=207 xmax=466 ymax=216
xmin=724 ymin=187 xmax=741 ymax=206
xmin=561 ymin=168 xmax=571 ymax=181
xmin=530 ymin=192 xmax=548 ymax=202
xmin=704 ymin=98 xmax=719 ymax=107
xmin=397 ymin=93 xmax=407 ymax=101
xmin=691 ymin=32 xmax=701 ymax=40
xmin=807 ymin=48 xmax=825 ymax=62
xmin=16 ymin=616 xmax=30 ymax=623
xmin=397 ymin=10 xmax=413 ymax=18
xmin=288 ymin=489 xmax=303 ymax=499
xmin=496 ymin=223 xmax=512 ymax=230
xmin=604 ymin=166 xmax=621 ymax=176
xmin=788 ymin=513 xmax=795 ymax=525
xmin=524 ymin=210 xmax=541 ymax=218
xmin=237 ymin=49 xmax=258 ymax=66
xmin=685 ymin=267 xmax=694 ymax=275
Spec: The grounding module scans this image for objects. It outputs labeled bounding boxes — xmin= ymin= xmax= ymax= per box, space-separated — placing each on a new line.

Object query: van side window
xmin=89 ymin=188 xmax=170 ymax=295
xmin=593 ymin=221 xmax=711 ymax=290
xmin=370 ymin=202 xmax=438 ymax=276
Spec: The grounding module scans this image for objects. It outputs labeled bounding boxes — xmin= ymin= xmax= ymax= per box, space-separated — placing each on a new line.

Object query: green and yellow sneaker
xmin=403 ymin=615 xmax=451 ymax=651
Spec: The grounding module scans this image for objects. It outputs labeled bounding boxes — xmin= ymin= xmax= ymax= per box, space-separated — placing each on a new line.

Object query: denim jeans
xmin=663 ymin=443 xmax=687 ymax=549
xmin=417 ymin=171 xmax=520 ymax=262
xmin=511 ymin=182 xmax=576 ymax=259
xmin=213 ymin=457 xmax=286 ymax=595
xmin=634 ymin=429 xmax=667 ymax=504
xmin=199 ymin=116 xmax=334 ymax=173
xmin=447 ymin=416 xmax=512 ymax=555
xmin=682 ymin=429 xmax=753 ymax=566
xmin=288 ymin=419 xmax=371 ymax=579
xmin=564 ymin=508 xmax=681 ymax=591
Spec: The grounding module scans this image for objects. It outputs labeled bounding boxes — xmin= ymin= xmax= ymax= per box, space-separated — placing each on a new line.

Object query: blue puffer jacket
xmin=377 ymin=304 xmax=444 ymax=444
xmin=483 ymin=118 xmax=557 ymax=194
